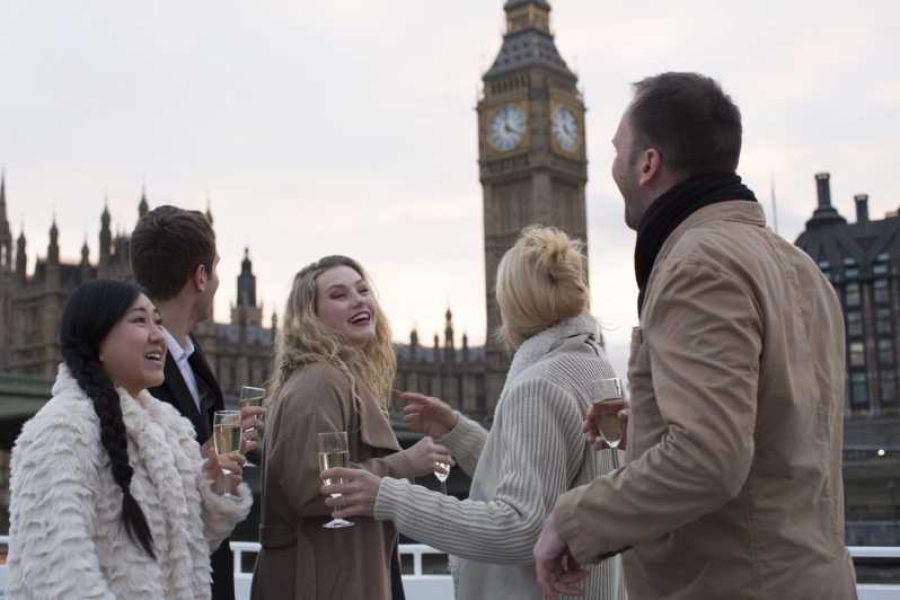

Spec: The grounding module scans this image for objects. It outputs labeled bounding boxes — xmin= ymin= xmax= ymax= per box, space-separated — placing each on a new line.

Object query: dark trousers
xmin=212 ymin=540 xmax=235 ymax=600
xmin=391 ymin=541 xmax=406 ymax=600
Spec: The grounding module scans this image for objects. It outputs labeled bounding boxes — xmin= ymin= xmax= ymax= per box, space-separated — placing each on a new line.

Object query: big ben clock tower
xmin=479 ymin=0 xmax=589 ymax=404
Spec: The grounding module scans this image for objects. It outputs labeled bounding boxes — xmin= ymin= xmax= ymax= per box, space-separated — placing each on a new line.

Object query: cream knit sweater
xmin=375 ymin=314 xmax=624 ymax=600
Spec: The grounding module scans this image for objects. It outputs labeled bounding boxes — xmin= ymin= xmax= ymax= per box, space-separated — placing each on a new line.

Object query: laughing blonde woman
xmin=250 ymin=255 xmax=452 ymax=600
xmin=323 ymin=227 xmax=625 ymax=600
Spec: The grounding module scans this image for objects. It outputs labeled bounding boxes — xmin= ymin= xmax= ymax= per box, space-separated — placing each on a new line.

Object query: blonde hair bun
xmin=495 ymin=226 xmax=589 ymax=348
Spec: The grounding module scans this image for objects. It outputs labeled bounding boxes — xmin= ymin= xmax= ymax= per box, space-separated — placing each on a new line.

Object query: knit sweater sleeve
xmin=374 ymin=378 xmax=582 ymax=564
xmin=6 ymin=407 xmax=116 ymax=600
xmin=436 ymin=412 xmax=488 ymax=477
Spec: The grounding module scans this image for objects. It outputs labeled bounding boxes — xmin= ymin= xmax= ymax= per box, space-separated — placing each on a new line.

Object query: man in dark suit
xmin=131 ymin=205 xmax=263 ymax=600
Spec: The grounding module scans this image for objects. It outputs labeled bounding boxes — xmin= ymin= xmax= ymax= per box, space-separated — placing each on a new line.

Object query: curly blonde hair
xmin=269 ymin=256 xmax=396 ymax=410
xmin=495 ymin=226 xmax=589 ymax=349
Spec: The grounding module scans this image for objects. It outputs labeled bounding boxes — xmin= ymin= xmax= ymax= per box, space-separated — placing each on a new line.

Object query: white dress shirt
xmin=163 ymin=328 xmax=202 ymax=413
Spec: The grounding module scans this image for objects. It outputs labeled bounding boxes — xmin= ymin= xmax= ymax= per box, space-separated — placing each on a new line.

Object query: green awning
xmin=0 ymin=397 xmax=49 ymax=420
xmin=0 ymin=373 xmax=53 ymax=447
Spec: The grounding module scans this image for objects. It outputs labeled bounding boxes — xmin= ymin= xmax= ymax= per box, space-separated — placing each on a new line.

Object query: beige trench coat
xmin=555 ymin=201 xmax=858 ymax=600
xmin=251 ymin=362 xmax=415 ymax=600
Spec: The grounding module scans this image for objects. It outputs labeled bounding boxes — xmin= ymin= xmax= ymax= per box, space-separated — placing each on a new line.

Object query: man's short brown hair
xmin=130 ymin=205 xmax=216 ymax=301
xmin=629 ymin=72 xmax=742 ymax=175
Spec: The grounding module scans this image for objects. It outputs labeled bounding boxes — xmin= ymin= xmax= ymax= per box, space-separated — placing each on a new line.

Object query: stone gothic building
xmin=0 ymin=178 xmax=274 ymax=396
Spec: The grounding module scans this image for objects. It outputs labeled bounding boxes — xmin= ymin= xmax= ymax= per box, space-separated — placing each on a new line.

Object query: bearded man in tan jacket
xmin=535 ymin=72 xmax=858 ymax=600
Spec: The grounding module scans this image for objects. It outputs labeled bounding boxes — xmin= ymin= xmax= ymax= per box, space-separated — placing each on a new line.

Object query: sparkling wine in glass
xmin=239 ymin=385 xmax=266 ymax=467
xmin=433 ymin=460 xmax=451 ymax=495
xmin=590 ymin=377 xmax=627 ymax=449
xmin=318 ymin=432 xmax=354 ymax=529
xmin=213 ymin=410 xmax=243 ymax=496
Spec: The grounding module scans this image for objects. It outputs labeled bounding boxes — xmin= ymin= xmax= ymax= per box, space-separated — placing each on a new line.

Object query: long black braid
xmin=59 ymin=279 xmax=156 ymax=559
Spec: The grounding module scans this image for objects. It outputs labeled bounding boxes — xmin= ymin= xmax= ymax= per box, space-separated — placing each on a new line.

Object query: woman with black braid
xmin=6 ymin=279 xmax=252 ymax=600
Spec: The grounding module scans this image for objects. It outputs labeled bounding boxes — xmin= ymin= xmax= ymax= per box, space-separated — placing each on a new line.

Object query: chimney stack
xmin=805 ymin=171 xmax=846 ymax=230
xmin=815 ymin=172 xmax=832 ymax=209
xmin=855 ymin=194 xmax=869 ymax=223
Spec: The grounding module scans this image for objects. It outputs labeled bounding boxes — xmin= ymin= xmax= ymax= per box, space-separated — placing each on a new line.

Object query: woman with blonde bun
xmin=322 ymin=227 xmax=624 ymax=600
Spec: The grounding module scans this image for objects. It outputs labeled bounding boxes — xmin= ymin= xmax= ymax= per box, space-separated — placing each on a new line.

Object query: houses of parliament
xmin=0 ymin=180 xmax=276 ymax=395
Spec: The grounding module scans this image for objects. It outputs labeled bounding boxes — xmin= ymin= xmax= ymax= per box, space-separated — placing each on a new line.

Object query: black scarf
xmin=634 ymin=172 xmax=757 ymax=313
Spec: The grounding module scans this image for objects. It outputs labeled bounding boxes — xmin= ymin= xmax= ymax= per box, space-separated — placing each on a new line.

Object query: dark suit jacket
xmin=149 ymin=336 xmax=235 ymax=600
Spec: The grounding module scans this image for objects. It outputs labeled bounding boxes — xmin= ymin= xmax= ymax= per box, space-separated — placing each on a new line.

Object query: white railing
xmin=849 ymin=547 xmax=900 ymax=600
xmin=0 ymin=536 xmax=897 ymax=600
xmin=231 ymin=541 xmax=454 ymax=600
xmin=232 ymin=543 xmax=900 ymax=600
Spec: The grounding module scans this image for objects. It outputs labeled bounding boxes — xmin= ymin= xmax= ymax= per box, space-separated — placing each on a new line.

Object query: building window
xmin=876 ymin=308 xmax=893 ymax=335
xmin=850 ymin=342 xmax=866 ymax=367
xmin=818 ymin=260 xmax=831 ymax=280
xmin=879 ymin=339 xmax=894 ymax=365
xmin=874 ymin=279 xmax=890 ymax=305
xmin=850 ymin=372 xmax=869 ymax=409
xmin=846 ymin=311 xmax=864 ymax=338
xmin=846 ymin=282 xmax=861 ymax=307
xmin=881 ymin=370 xmax=897 ymax=404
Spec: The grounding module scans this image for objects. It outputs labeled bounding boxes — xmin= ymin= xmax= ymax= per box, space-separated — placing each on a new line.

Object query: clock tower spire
xmin=478 ymin=0 xmax=589 ymax=404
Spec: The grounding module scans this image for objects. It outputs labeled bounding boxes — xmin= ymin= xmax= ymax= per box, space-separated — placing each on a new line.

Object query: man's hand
xmin=238 ymin=405 xmax=266 ymax=455
xmin=321 ymin=467 xmax=381 ymax=518
xmin=582 ymin=401 xmax=629 ymax=451
xmin=534 ymin=513 xmax=588 ymax=599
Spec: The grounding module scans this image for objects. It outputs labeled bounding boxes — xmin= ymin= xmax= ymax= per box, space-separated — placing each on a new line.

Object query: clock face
xmin=552 ymin=105 xmax=579 ymax=153
xmin=488 ymin=104 xmax=527 ymax=152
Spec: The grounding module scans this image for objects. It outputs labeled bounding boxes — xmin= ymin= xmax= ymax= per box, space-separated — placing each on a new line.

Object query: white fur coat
xmin=6 ymin=365 xmax=253 ymax=600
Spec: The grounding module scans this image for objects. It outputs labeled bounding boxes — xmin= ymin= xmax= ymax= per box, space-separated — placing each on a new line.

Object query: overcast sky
xmin=1 ymin=0 xmax=898 ymax=378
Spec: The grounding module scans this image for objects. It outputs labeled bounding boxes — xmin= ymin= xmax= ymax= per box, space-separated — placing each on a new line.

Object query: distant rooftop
xmin=214 ymin=323 xmax=272 ymax=345
xmin=394 ymin=343 xmax=486 ymax=364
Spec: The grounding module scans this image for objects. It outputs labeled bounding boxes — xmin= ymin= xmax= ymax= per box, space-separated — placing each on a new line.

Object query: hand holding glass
xmin=239 ymin=386 xmax=266 ymax=427
xmin=589 ymin=378 xmax=626 ymax=449
xmin=239 ymin=386 xmax=266 ymax=467
xmin=318 ymin=432 xmax=354 ymax=529
xmin=213 ymin=410 xmax=243 ymax=496
xmin=433 ymin=460 xmax=451 ymax=495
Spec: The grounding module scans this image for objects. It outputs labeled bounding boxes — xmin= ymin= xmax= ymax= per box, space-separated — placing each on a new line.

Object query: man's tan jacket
xmin=555 ymin=201 xmax=858 ymax=599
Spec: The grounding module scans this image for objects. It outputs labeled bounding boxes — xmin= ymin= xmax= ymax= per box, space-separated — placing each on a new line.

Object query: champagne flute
xmin=433 ymin=460 xmax=451 ymax=495
xmin=589 ymin=377 xmax=627 ymax=449
xmin=213 ymin=410 xmax=243 ymax=497
xmin=239 ymin=385 xmax=266 ymax=467
xmin=318 ymin=432 xmax=354 ymax=529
